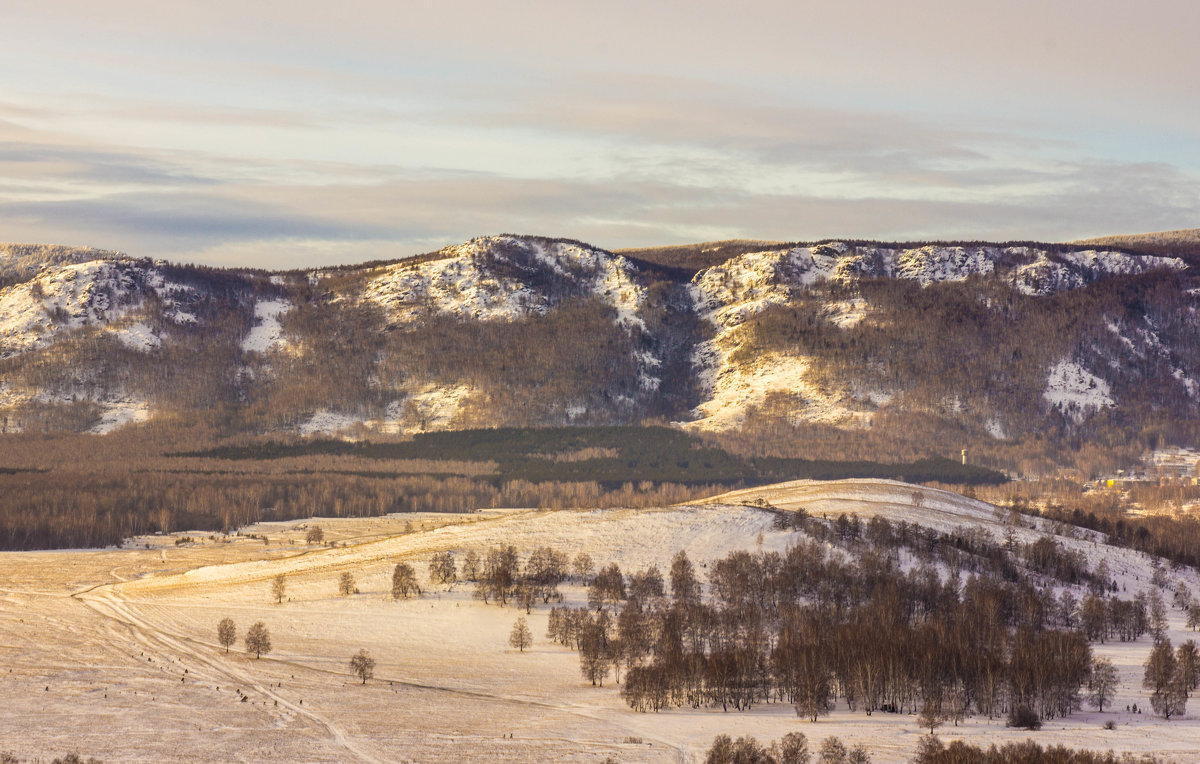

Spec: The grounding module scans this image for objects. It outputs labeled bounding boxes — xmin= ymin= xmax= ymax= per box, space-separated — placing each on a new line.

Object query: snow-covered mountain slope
xmin=361 ymin=235 xmax=648 ymax=328
xmin=683 ymin=242 xmax=1193 ymax=433
xmin=1010 ymin=249 xmax=1186 ymax=296
xmin=0 ymin=259 xmax=209 ymax=360
xmin=0 ymin=243 xmax=123 ymax=286
xmin=0 ymin=234 xmax=1197 ymax=446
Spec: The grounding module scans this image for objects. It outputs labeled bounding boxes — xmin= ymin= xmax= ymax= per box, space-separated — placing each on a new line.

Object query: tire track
xmin=76 ymin=588 xmax=387 ymax=764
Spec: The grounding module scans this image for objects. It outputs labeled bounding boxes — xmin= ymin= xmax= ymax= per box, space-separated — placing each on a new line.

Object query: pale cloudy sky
xmin=1 ymin=1 xmax=1198 ymax=268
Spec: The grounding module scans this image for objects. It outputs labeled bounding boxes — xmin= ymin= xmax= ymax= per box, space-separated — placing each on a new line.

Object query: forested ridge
xmin=2 ymin=233 xmax=1199 ymax=483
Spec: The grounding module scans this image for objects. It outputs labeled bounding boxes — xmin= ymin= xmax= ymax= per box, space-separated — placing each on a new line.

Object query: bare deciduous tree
xmin=1144 ymin=638 xmax=1186 ymax=719
xmin=217 ymin=618 xmax=236 ymax=653
xmin=462 ymin=550 xmax=480 ymax=582
xmin=271 ymin=574 xmax=286 ymax=604
xmin=428 ymin=551 xmax=457 ymax=586
xmin=245 ymin=621 xmax=271 ymax=659
xmin=338 ymin=571 xmax=356 ymax=596
xmin=350 ymin=649 xmax=375 ymax=684
xmin=392 ymin=562 xmax=420 ymax=599
xmin=1088 ymin=656 xmax=1118 ymax=712
xmin=305 ymin=525 xmax=324 ymax=544
xmin=572 ymin=552 xmax=595 ymax=582
xmin=818 ymin=736 xmax=847 ymax=764
xmin=510 ymin=616 xmax=532 ymax=652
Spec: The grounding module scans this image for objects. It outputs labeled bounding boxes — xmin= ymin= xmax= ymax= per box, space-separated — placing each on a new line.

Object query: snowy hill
xmin=0 ymin=234 xmax=1197 ymax=472
xmin=8 ymin=479 xmax=1200 ymax=762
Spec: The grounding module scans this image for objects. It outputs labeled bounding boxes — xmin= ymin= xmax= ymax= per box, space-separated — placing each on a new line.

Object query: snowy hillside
xmin=0 ymin=233 xmax=1196 ymax=449
xmin=6 ymin=479 xmax=1200 ymax=762
xmin=683 ymin=241 xmax=1194 ymax=433
xmin=361 ymin=235 xmax=648 ymax=329
xmin=0 ymin=243 xmax=123 ymax=285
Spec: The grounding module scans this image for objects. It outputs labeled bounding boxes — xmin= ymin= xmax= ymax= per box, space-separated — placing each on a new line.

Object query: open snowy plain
xmin=2 ymin=479 xmax=1198 ymax=762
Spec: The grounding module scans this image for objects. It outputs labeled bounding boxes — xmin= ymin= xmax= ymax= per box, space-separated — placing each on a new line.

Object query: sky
xmin=1 ymin=1 xmax=1198 ymax=269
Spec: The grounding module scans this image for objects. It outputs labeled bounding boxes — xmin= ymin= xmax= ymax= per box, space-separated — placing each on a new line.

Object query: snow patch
xmin=89 ymin=397 xmax=152 ymax=434
xmin=297 ymin=410 xmax=362 ymax=436
xmin=110 ymin=322 xmax=160 ymax=352
xmin=1043 ymin=360 xmax=1114 ymax=422
xmin=398 ymin=383 xmax=475 ymax=432
xmin=1104 ymin=318 xmax=1136 ymax=353
xmin=1173 ymin=368 xmax=1200 ymax=400
xmin=686 ymin=350 xmax=870 ymax=431
xmin=0 ymin=261 xmax=140 ymax=358
xmin=1011 ymin=250 xmax=1185 ymax=296
xmin=1143 ymin=447 xmax=1200 ymax=476
xmin=893 ymin=245 xmax=995 ymax=285
xmin=241 ymin=299 xmax=290 ymax=354
xmin=822 ymin=298 xmax=867 ymax=328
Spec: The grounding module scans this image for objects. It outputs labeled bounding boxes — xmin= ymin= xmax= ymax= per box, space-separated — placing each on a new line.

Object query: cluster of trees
xmin=541 ymin=539 xmax=1094 ymax=725
xmin=1077 ymin=592 xmax=1152 ymax=643
xmin=0 ymin=464 xmax=718 ymax=550
xmin=795 ymin=512 xmax=1096 ymax=595
xmin=913 ymin=736 xmax=1172 ymax=764
xmin=470 ymin=544 xmax=586 ymax=610
xmin=1032 ymin=499 xmax=1200 ymax=571
xmin=1141 ymin=638 xmax=1199 ymax=719
xmin=214 ymin=618 xmax=271 ymax=659
xmin=703 ymin=731 xmax=869 ymax=764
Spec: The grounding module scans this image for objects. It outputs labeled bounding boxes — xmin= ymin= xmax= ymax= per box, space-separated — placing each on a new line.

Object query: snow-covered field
xmin=2 ymin=481 xmax=1199 ymax=762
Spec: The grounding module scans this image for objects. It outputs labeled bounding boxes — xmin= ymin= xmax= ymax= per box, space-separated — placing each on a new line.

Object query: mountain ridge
xmin=1 ymin=232 xmax=1197 ymax=475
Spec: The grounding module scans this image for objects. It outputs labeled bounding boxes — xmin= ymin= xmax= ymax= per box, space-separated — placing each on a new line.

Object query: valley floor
xmin=2 ymin=481 xmax=1199 ymax=763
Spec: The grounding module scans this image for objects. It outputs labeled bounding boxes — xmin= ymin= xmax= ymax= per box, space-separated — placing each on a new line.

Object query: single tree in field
xmin=1143 ymin=638 xmax=1186 ymax=719
xmin=217 ymin=618 xmax=237 ymax=653
xmin=1176 ymin=640 xmax=1200 ymax=698
xmin=428 ymin=551 xmax=457 ymax=586
xmin=917 ymin=695 xmax=944 ymax=735
xmin=817 ymin=736 xmax=847 ymax=764
xmin=845 ymin=744 xmax=871 ymax=764
xmin=572 ymin=552 xmax=595 ymax=582
xmin=1187 ymin=601 xmax=1200 ymax=631
xmin=349 ymin=649 xmax=375 ymax=684
xmin=338 ymin=571 xmax=356 ymax=596
xmin=305 ymin=525 xmax=324 ymax=544
xmin=462 ymin=550 xmax=480 ymax=582
xmin=510 ymin=616 xmax=533 ymax=652
xmin=392 ymin=562 xmax=420 ymax=599
xmin=245 ymin=621 xmax=272 ymax=659
xmin=1088 ymin=656 xmax=1119 ymax=712
xmin=669 ymin=550 xmax=700 ymax=605
xmin=271 ymin=574 xmax=286 ymax=604
xmin=1149 ymin=589 xmax=1169 ymax=642
xmin=774 ymin=731 xmax=809 ymax=764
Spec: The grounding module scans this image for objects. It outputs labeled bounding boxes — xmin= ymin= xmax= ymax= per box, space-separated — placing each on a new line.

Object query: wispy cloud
xmin=0 ymin=2 xmax=1197 ymax=267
